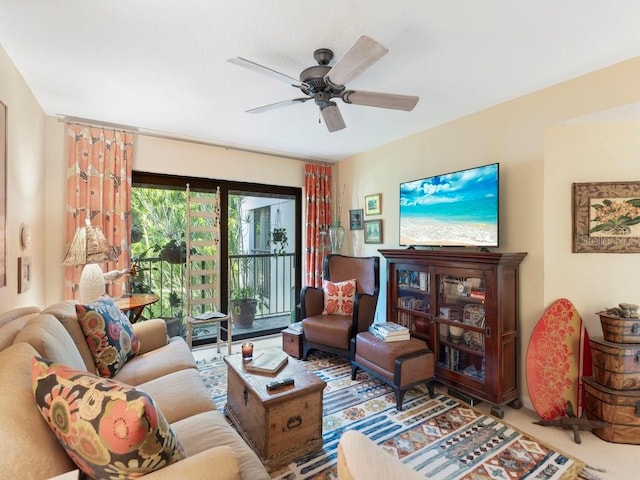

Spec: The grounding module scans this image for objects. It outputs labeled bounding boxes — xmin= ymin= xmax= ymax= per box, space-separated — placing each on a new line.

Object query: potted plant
xmin=230 ymin=286 xmax=259 ymax=328
xmin=270 ymin=227 xmax=288 ymax=255
xmin=159 ymin=238 xmax=188 ymax=264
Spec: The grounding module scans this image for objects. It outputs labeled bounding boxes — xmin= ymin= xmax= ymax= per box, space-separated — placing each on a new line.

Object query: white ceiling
xmin=1 ymin=1 xmax=639 ymax=162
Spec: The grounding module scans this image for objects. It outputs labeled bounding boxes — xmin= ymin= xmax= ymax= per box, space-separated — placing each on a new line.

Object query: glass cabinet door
xmin=395 ymin=267 xmax=430 ymax=336
xmin=435 ymin=274 xmax=486 ymax=384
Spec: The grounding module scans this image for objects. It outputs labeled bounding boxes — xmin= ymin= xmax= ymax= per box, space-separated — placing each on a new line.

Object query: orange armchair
xmin=301 ymin=254 xmax=380 ymax=360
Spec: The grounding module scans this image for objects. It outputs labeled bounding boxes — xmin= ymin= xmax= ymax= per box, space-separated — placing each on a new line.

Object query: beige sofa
xmin=0 ymin=301 xmax=270 ymax=480
xmin=337 ymin=430 xmax=424 ymax=480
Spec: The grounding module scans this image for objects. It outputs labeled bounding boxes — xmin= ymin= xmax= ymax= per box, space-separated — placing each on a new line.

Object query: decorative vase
xmin=328 ymin=222 xmax=345 ymax=253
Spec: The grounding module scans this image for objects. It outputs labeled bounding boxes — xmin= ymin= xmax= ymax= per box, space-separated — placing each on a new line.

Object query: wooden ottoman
xmin=351 ymin=331 xmax=435 ymax=410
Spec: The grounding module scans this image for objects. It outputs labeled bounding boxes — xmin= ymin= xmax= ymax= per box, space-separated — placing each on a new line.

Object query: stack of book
xmin=369 ymin=322 xmax=410 ymax=342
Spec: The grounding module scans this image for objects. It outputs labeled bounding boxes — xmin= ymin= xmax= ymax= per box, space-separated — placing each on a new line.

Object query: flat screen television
xmin=399 ymin=163 xmax=499 ymax=247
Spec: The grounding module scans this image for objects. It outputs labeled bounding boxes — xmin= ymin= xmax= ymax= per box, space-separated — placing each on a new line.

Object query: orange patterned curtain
xmin=65 ymin=124 xmax=134 ymax=299
xmin=304 ymin=162 xmax=332 ymax=287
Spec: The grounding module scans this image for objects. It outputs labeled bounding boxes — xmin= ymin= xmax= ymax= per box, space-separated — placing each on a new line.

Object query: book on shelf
xmin=244 ymin=348 xmax=288 ymax=375
xmin=469 ymin=290 xmax=486 ymax=300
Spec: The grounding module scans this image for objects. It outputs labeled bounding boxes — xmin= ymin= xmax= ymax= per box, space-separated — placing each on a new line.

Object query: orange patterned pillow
xmin=322 ymin=279 xmax=356 ymax=315
xmin=31 ymin=357 xmax=185 ymax=479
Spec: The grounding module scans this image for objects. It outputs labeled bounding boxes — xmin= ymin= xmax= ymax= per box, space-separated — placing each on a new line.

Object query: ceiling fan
xmin=228 ymin=35 xmax=419 ymax=132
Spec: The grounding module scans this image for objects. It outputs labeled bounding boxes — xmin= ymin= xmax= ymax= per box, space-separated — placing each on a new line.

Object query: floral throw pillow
xmin=76 ymin=297 xmax=141 ymax=378
xmin=31 ymin=357 xmax=185 ymax=479
xmin=322 ymin=279 xmax=357 ymax=315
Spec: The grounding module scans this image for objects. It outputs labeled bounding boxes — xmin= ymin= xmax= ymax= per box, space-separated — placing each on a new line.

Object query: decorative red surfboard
xmin=525 ymin=298 xmax=593 ymax=420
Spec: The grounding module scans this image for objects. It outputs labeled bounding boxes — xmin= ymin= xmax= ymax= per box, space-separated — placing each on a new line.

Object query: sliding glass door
xmin=131 ymin=172 xmax=302 ymax=346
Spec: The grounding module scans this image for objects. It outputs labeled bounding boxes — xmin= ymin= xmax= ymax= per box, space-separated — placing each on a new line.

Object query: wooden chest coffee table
xmin=224 ymin=350 xmax=326 ymax=471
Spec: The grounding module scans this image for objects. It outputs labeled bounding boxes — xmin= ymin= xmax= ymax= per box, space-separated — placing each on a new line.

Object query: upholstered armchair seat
xmin=301 ymin=254 xmax=380 ymax=360
xmin=301 ymin=313 xmax=353 ymax=350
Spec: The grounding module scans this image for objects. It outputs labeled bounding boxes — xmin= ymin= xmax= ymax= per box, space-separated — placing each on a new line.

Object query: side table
xmin=282 ymin=324 xmax=303 ymax=359
xmin=113 ymin=294 xmax=159 ymax=323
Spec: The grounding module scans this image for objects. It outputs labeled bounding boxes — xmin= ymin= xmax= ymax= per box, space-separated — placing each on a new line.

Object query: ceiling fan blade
xmin=324 ymin=35 xmax=388 ymax=87
xmin=246 ymin=97 xmax=311 ymax=113
xmin=342 ymin=90 xmax=419 ymax=111
xmin=228 ymin=57 xmax=305 ymax=87
xmin=320 ymin=102 xmax=346 ymax=132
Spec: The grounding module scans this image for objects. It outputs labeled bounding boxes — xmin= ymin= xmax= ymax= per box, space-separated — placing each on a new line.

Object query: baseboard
xmin=447 ymin=387 xmax=483 ymax=406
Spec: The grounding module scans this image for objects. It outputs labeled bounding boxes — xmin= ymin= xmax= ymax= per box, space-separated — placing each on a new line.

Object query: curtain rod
xmin=56 ymin=115 xmax=333 ymax=164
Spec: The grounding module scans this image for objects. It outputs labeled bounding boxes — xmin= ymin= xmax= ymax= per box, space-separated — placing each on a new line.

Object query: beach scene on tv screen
xmin=400 ymin=164 xmax=498 ymax=246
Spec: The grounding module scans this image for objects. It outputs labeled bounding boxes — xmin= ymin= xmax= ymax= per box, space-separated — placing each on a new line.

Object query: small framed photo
xmin=349 ymin=209 xmax=364 ymax=230
xmin=365 ymin=193 xmax=382 ymax=216
xmin=364 ymin=220 xmax=383 ymax=244
xmin=18 ymin=256 xmax=31 ymax=293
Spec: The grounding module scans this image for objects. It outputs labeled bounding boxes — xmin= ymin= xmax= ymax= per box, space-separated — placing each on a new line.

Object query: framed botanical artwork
xmin=572 ymin=181 xmax=640 ymax=253
xmin=364 ymin=219 xmax=383 ymax=244
xmin=365 ymin=193 xmax=381 ymax=215
xmin=349 ymin=209 xmax=363 ymax=230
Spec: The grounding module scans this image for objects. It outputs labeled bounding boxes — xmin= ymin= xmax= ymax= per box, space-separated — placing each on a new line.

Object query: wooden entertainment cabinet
xmin=379 ymin=249 xmax=527 ymax=418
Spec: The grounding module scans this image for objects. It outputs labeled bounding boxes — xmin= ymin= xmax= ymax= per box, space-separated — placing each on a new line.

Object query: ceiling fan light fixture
xmin=229 ymin=34 xmax=417 ymax=132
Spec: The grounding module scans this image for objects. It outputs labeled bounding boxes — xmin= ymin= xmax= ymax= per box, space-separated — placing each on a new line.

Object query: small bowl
xmin=449 ymin=325 xmax=465 ymax=339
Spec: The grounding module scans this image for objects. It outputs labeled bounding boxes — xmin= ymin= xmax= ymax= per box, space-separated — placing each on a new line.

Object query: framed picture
xmin=364 ymin=219 xmax=383 ymax=244
xmin=349 ymin=209 xmax=364 ymax=230
xmin=18 ymin=256 xmax=31 ymax=293
xmin=0 ymin=101 xmax=5 ymax=288
xmin=573 ymin=181 xmax=640 ymax=253
xmin=365 ymin=193 xmax=382 ymax=215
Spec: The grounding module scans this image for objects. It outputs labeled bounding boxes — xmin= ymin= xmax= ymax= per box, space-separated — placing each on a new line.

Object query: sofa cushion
xmin=43 ymin=300 xmax=97 ymax=373
xmin=171 ymin=410 xmax=270 ymax=480
xmin=136 ymin=368 xmax=215 ymax=423
xmin=322 ymin=278 xmax=356 ymax=315
xmin=114 ymin=337 xmax=196 ymax=386
xmin=76 ymin=297 xmax=141 ymax=377
xmin=0 ymin=343 xmax=76 ymax=479
xmin=14 ymin=314 xmax=87 ymax=371
xmin=0 ymin=306 xmax=40 ymax=351
xmin=31 ymin=357 xmax=186 ymax=479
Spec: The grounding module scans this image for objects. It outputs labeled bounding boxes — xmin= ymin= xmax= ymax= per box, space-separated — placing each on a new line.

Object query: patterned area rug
xmin=197 ymin=353 xmax=599 ymax=480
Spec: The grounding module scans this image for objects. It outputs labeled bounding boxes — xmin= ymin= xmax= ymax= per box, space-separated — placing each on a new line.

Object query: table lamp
xmin=63 ymin=220 xmax=116 ymax=303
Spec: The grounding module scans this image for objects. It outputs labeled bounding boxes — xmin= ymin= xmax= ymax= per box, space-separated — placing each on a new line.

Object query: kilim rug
xmin=197 ymin=352 xmax=600 ymax=480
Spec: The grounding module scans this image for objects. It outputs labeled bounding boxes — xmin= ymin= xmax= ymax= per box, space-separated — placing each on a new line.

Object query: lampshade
xmin=63 ymin=222 xmax=117 ymax=303
xmin=63 ymin=223 xmax=114 ymax=266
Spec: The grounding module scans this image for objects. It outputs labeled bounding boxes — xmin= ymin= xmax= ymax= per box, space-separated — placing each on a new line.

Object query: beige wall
xmin=0 ymin=43 xmax=47 ymax=308
xmin=133 ymin=134 xmax=305 ymax=186
xmin=336 ymin=56 xmax=640 ymax=408
xmin=544 ymin=119 xmax=640 ymax=330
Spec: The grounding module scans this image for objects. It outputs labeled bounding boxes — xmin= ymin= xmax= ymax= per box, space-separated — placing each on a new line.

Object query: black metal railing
xmin=228 ymin=252 xmax=295 ymax=318
xmin=129 ymin=253 xmax=295 ymax=322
